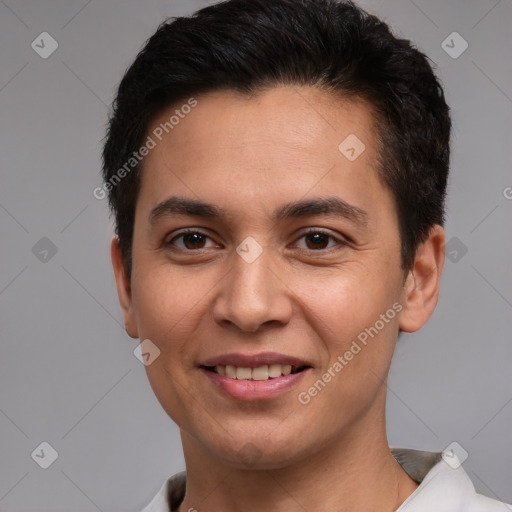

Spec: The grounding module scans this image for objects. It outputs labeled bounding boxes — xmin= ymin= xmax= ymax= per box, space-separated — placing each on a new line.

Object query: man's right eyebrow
xmin=149 ymin=197 xmax=227 ymax=224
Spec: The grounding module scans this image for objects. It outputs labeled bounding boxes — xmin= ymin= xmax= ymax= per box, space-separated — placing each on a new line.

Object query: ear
xmin=398 ymin=225 xmax=445 ymax=333
xmin=111 ymin=237 xmax=139 ymax=339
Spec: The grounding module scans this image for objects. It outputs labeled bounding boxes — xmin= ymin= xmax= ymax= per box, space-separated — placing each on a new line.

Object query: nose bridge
xmin=212 ymin=241 xmax=292 ymax=332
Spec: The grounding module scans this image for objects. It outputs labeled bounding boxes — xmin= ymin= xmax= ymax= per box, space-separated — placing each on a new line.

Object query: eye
xmin=293 ymin=229 xmax=347 ymax=251
xmin=166 ymin=230 xmax=220 ymax=250
xmin=165 ymin=228 xmax=347 ymax=252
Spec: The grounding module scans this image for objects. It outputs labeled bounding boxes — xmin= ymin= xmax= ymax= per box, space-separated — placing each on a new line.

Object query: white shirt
xmin=141 ymin=447 xmax=510 ymax=511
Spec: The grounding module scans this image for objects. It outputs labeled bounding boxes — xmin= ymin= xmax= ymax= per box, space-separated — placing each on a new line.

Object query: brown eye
xmin=181 ymin=233 xmax=206 ymax=249
xmin=304 ymin=232 xmax=330 ymax=250
xmin=294 ymin=229 xmax=345 ymax=251
xmin=167 ymin=230 xmax=218 ymax=250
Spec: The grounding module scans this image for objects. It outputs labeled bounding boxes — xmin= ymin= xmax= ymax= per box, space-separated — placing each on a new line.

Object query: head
xmin=103 ymin=0 xmax=449 ymax=468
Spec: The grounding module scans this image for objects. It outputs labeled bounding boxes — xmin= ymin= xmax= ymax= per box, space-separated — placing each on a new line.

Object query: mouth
xmin=198 ymin=353 xmax=313 ymax=401
xmin=200 ymin=364 xmax=311 ymax=381
xmin=199 ymin=352 xmax=313 ymax=381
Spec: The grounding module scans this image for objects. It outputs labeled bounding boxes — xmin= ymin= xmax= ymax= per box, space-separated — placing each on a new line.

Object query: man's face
xmin=118 ymin=86 xmax=411 ymax=467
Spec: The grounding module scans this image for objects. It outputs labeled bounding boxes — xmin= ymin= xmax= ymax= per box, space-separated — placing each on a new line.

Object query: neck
xmin=177 ymin=405 xmax=418 ymax=512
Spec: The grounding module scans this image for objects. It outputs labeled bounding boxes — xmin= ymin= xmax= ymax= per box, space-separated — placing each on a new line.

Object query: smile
xmin=201 ymin=364 xmax=309 ymax=381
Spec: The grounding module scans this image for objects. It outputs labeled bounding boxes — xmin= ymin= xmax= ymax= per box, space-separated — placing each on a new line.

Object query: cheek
xmin=293 ymin=265 xmax=396 ymax=340
xmin=131 ymin=267 xmax=206 ymax=425
xmin=131 ymin=263 xmax=211 ymax=341
xmin=293 ymin=267 xmax=399 ymax=391
xmin=295 ymin=275 xmax=398 ymax=424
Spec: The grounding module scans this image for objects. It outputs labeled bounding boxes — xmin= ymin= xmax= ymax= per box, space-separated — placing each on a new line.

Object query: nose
xmin=211 ymin=246 xmax=293 ymax=333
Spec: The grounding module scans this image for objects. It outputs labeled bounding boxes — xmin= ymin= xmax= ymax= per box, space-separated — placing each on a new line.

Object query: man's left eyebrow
xmin=273 ymin=197 xmax=369 ymax=227
xmin=148 ymin=195 xmax=368 ymax=228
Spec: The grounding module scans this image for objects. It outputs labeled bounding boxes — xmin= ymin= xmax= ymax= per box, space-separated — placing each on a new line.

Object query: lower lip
xmin=200 ymin=368 xmax=310 ymax=401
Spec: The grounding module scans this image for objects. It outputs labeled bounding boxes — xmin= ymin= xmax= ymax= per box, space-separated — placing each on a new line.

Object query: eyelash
xmin=165 ymin=228 xmax=348 ymax=252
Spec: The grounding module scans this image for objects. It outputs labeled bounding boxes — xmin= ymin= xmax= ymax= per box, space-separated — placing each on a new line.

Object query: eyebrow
xmin=149 ymin=196 xmax=368 ymax=228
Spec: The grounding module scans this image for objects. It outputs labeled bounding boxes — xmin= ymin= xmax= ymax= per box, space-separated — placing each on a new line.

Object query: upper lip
xmin=199 ymin=352 xmax=312 ymax=368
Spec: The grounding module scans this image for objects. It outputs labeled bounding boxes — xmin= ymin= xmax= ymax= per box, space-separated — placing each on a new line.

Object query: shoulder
xmin=392 ymin=447 xmax=511 ymax=512
xmin=140 ymin=471 xmax=186 ymax=512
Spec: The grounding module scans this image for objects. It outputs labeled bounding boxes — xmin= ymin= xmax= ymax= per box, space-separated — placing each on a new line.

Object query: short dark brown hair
xmin=102 ymin=0 xmax=451 ymax=279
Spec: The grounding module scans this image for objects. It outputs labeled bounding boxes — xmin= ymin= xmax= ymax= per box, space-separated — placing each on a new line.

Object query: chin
xmin=203 ymin=428 xmax=317 ymax=471
xmin=221 ymin=444 xmax=301 ymax=471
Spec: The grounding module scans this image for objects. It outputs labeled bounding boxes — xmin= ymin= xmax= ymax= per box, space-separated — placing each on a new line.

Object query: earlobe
xmin=110 ymin=237 xmax=139 ymax=339
xmin=398 ymin=225 xmax=446 ymax=333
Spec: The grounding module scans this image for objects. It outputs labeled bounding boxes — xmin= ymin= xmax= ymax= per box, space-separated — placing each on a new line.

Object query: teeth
xmin=252 ymin=366 xmax=268 ymax=381
xmin=214 ymin=364 xmax=299 ymax=380
xmin=236 ymin=367 xmax=252 ymax=380
xmin=268 ymin=364 xmax=282 ymax=378
xmin=225 ymin=365 xmax=237 ymax=379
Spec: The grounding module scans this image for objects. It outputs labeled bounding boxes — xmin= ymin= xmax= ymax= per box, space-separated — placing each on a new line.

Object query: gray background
xmin=1 ymin=0 xmax=511 ymax=510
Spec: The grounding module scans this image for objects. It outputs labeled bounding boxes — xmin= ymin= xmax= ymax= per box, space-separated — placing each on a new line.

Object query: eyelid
xmin=291 ymin=227 xmax=350 ymax=249
xmin=165 ymin=227 xmax=350 ymax=251
xmin=165 ymin=228 xmax=221 ymax=248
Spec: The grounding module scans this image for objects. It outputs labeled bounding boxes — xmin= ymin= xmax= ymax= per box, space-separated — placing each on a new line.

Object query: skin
xmin=111 ymin=85 xmax=445 ymax=511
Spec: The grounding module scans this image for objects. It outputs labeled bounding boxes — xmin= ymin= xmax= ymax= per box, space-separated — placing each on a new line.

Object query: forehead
xmin=136 ymin=86 xmax=391 ymax=224
xmin=148 ymin=86 xmax=377 ymax=159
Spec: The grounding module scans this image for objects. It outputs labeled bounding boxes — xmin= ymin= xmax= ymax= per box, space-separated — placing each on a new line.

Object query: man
xmin=101 ymin=0 xmax=509 ymax=510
